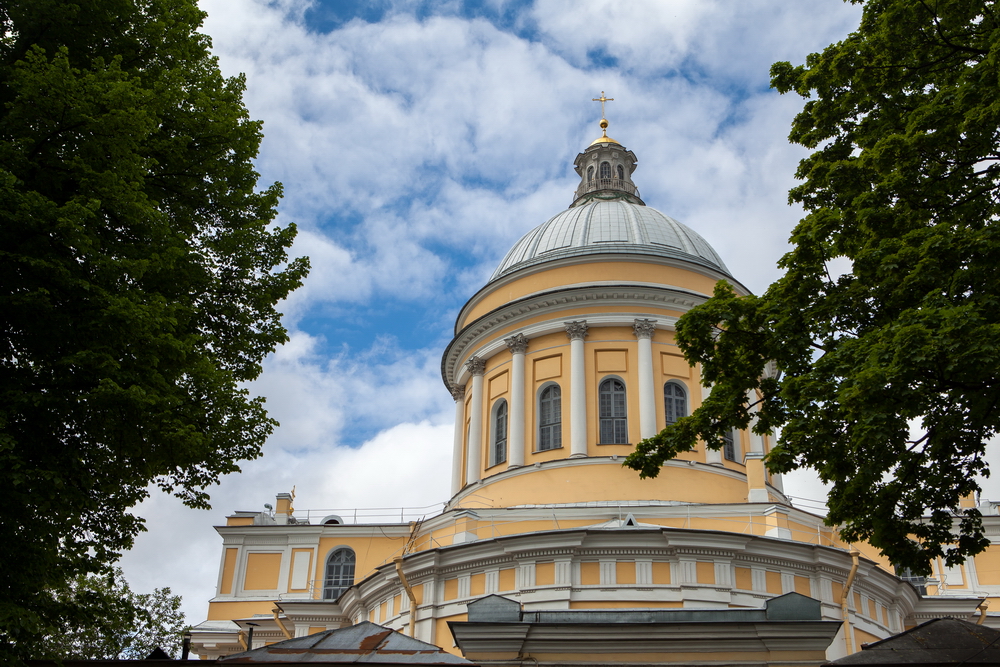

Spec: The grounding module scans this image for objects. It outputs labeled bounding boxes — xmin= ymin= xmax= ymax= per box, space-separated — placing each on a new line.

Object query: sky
xmin=114 ymin=0 xmax=999 ymax=630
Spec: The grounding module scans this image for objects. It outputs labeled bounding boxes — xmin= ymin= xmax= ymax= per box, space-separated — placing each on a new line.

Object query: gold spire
xmin=590 ymin=91 xmax=619 ymax=145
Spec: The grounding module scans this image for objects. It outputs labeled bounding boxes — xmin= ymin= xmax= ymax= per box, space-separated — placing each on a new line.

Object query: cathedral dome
xmin=490 ymin=199 xmax=731 ymax=281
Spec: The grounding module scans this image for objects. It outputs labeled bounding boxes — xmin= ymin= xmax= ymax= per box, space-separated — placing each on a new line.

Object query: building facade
xmin=190 ymin=119 xmax=1000 ymax=665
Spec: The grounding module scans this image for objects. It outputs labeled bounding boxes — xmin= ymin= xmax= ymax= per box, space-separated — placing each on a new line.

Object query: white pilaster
xmin=703 ymin=382 xmax=723 ymax=465
xmin=465 ymin=357 xmax=486 ymax=484
xmin=633 ymin=319 xmax=657 ymax=439
xmin=506 ymin=334 xmax=528 ymax=469
xmin=566 ymin=321 xmax=589 ymax=458
xmin=450 ymin=385 xmax=466 ymax=495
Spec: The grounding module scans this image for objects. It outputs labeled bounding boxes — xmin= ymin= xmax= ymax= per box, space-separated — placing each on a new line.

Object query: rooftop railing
xmin=574 ymin=177 xmax=640 ymax=201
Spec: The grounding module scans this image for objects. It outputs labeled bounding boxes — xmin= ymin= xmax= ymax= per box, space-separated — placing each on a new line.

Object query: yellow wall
xmin=461 ymin=260 xmax=722 ymax=327
xmin=975 ymin=548 xmax=1000 ymax=585
xmin=453 ymin=461 xmax=752 ymax=509
xmin=220 ymin=548 xmax=238 ymax=595
xmin=207 ymin=600 xmax=278 ymax=620
xmin=244 ymin=553 xmax=282 ymax=590
xmin=315 ymin=536 xmax=405 ymax=596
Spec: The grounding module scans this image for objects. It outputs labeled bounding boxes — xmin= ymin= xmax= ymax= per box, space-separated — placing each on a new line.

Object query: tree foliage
xmin=625 ymin=0 xmax=1000 ymax=575
xmin=36 ymin=569 xmax=186 ymax=660
xmin=0 ymin=0 xmax=307 ymax=660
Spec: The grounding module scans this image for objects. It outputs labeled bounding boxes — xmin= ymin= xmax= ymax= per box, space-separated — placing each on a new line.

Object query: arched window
xmin=492 ymin=399 xmax=508 ymax=466
xmin=323 ymin=548 xmax=356 ymax=600
xmin=587 ymin=166 xmax=594 ymax=182
xmin=538 ymin=384 xmax=562 ymax=451
xmin=599 ymin=378 xmax=628 ymax=444
xmin=723 ymin=430 xmax=738 ymax=462
xmin=599 ymin=161 xmax=611 ymax=179
xmin=616 ymin=164 xmax=625 ymax=180
xmin=664 ymin=382 xmax=687 ymax=425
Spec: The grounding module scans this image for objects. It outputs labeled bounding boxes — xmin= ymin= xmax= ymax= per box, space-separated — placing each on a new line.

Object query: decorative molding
xmin=505 ymin=333 xmax=529 ymax=354
xmin=632 ymin=318 xmax=657 ymax=339
xmin=450 ymin=385 xmax=465 ymax=401
xmin=465 ymin=356 xmax=486 ymax=376
xmin=564 ymin=320 xmax=589 ymax=341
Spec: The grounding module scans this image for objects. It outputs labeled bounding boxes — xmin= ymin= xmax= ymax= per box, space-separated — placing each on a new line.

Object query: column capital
xmin=450 ymin=385 xmax=465 ymax=401
xmin=505 ymin=333 xmax=529 ymax=354
xmin=465 ymin=356 xmax=486 ymax=376
xmin=632 ymin=318 xmax=657 ymax=339
xmin=565 ymin=320 xmax=589 ymax=341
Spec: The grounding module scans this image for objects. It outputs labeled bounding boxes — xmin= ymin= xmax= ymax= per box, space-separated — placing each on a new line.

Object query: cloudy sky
xmin=115 ymin=0 xmax=999 ymax=628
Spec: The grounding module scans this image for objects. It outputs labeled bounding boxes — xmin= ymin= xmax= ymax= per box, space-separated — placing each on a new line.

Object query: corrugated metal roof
xmin=219 ymin=621 xmax=473 ymax=665
xmin=491 ymin=200 xmax=730 ymax=281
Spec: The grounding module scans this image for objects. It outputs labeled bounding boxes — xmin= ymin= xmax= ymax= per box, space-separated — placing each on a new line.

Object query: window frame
xmin=599 ymin=161 xmax=612 ymax=179
xmin=587 ymin=165 xmax=594 ymax=182
xmin=322 ymin=547 xmax=356 ymax=600
xmin=491 ymin=398 xmax=508 ymax=467
xmin=723 ymin=429 xmax=739 ymax=462
xmin=663 ymin=380 xmax=688 ymax=426
xmin=598 ymin=376 xmax=629 ymax=444
xmin=616 ymin=164 xmax=625 ymax=180
xmin=536 ymin=382 xmax=563 ymax=452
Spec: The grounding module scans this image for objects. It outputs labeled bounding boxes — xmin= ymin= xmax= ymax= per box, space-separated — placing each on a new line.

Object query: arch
xmin=537 ymin=383 xmax=562 ymax=451
xmin=587 ymin=165 xmax=594 ymax=182
xmin=491 ymin=399 xmax=508 ymax=466
xmin=598 ymin=377 xmax=628 ymax=444
xmin=322 ymin=547 xmax=356 ymax=600
xmin=723 ymin=429 xmax=739 ymax=462
xmin=320 ymin=514 xmax=343 ymax=525
xmin=616 ymin=164 xmax=625 ymax=180
xmin=599 ymin=161 xmax=611 ymax=179
xmin=664 ymin=381 xmax=688 ymax=425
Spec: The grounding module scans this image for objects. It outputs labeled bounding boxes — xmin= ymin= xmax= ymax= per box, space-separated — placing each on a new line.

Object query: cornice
xmin=459 ymin=253 xmax=751 ymax=336
xmin=443 ymin=283 xmax=706 ymax=387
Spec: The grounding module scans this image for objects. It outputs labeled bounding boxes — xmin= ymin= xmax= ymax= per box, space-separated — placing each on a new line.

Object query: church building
xmin=189 ymin=110 xmax=1000 ymax=666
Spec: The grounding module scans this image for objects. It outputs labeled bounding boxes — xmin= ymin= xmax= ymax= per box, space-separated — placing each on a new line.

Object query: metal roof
xmin=219 ymin=621 xmax=473 ymax=665
xmin=490 ymin=200 xmax=730 ymax=281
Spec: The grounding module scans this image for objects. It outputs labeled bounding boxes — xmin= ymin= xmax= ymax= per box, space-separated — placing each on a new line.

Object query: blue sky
xmin=118 ymin=0 xmax=928 ymax=630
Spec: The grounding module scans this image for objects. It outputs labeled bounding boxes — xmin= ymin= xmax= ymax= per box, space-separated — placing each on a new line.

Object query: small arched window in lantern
xmin=587 ymin=166 xmax=594 ymax=182
xmin=617 ymin=164 xmax=625 ymax=180
xmin=600 ymin=161 xmax=611 ymax=179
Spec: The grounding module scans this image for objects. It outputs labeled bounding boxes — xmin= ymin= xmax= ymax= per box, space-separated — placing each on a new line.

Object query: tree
xmin=37 ymin=569 xmax=186 ymax=660
xmin=625 ymin=0 xmax=1000 ymax=576
xmin=0 ymin=0 xmax=308 ymax=660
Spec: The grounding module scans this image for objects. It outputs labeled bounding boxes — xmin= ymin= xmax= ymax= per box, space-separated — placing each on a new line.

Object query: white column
xmin=633 ymin=319 xmax=657 ymax=440
xmin=465 ymin=357 xmax=485 ymax=484
xmin=703 ymin=381 xmax=722 ymax=465
xmin=565 ymin=321 xmax=589 ymax=458
xmin=505 ymin=334 xmax=528 ymax=469
xmin=747 ymin=388 xmax=765 ymax=454
xmin=450 ymin=385 xmax=466 ymax=495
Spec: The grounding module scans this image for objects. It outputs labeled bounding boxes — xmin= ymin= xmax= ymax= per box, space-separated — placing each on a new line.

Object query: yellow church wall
xmin=460 ymin=260 xmax=723 ymax=327
xmin=795 ymin=575 xmax=811 ymax=595
xmin=243 ymin=553 xmax=282 ymax=590
xmin=696 ymin=562 xmax=715 ymax=584
xmin=220 ymin=548 xmax=238 ymax=595
xmin=207 ymin=600 xmax=279 ymax=620
xmin=765 ymin=571 xmax=782 ymax=594
xmin=974 ymin=549 xmax=1000 ymax=585
xmin=568 ymin=600 xmax=683 ymax=609
xmin=854 ymin=628 xmax=881 ymax=653
xmin=435 ymin=614 xmax=466 ymax=656
xmin=617 ymin=561 xmax=637 ymax=585
xmin=580 ymin=561 xmax=600 ymax=585
xmin=652 ymin=561 xmax=671 ymax=584
xmin=452 ymin=461 xmax=751 ymax=509
xmin=499 ymin=568 xmax=516 ymax=591
xmin=536 ymin=562 xmax=555 ymax=585
xmin=314 ymin=536 xmax=405 ymax=596
xmin=734 ymin=567 xmax=752 ymax=590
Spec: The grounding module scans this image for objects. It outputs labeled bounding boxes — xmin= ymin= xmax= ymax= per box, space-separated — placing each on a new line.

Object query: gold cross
xmin=592 ymin=91 xmax=614 ymax=119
